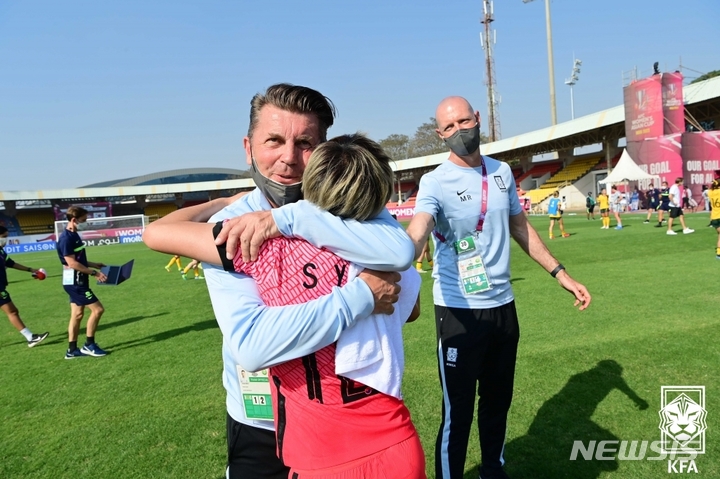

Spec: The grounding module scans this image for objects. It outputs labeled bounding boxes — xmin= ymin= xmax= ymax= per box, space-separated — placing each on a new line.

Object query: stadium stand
xmin=16 ymin=210 xmax=55 ymax=235
xmin=0 ymin=214 xmax=22 ymax=236
xmin=144 ymin=203 xmax=178 ymax=219
xmin=541 ymin=157 xmax=602 ymax=190
xmin=515 ymin=161 xmax=563 ymax=185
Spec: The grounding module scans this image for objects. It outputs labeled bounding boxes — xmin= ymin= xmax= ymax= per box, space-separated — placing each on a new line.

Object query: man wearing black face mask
xmin=143 ymin=84 xmax=413 ymax=479
xmin=406 ymin=96 xmax=592 ymax=479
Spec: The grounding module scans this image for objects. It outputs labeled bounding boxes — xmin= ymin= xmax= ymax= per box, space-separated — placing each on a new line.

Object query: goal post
xmin=54 ymin=214 xmax=149 ymax=246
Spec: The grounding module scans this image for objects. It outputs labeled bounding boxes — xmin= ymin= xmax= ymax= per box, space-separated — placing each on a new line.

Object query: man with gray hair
xmin=143 ymin=83 xmax=414 ymax=478
xmin=406 ymin=96 xmax=591 ymax=479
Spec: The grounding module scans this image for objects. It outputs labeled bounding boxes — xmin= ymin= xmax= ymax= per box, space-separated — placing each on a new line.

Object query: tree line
xmin=378 ymin=118 xmax=490 ymax=161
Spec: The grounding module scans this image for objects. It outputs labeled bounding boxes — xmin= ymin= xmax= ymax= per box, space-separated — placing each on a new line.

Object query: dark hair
xmin=65 ymin=206 xmax=88 ymax=221
xmin=0 ymin=225 xmax=7 ymax=235
xmin=248 ymin=83 xmax=336 ymax=141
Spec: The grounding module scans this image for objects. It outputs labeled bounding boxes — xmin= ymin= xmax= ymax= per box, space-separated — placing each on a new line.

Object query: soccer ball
xmin=33 ymin=268 xmax=47 ymax=281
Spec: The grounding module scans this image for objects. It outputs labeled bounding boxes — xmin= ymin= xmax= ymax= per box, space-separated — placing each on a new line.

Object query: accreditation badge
xmin=62 ymin=266 xmax=75 ymax=286
xmin=237 ymin=366 xmax=274 ymax=420
xmin=454 ymin=235 xmax=493 ymax=295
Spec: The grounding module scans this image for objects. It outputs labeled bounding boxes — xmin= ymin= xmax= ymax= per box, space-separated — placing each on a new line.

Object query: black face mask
xmin=249 ymin=157 xmax=303 ymax=207
xmin=443 ymin=124 xmax=481 ymax=157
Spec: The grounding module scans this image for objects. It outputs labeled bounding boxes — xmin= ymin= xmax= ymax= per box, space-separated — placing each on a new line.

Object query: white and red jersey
xmin=231 ymin=236 xmax=416 ymax=469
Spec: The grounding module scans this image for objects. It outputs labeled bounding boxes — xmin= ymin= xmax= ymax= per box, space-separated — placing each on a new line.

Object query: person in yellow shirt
xmin=709 ymin=180 xmax=720 ymax=259
xmin=164 ymin=254 xmax=183 ymax=272
xmin=597 ymin=188 xmax=610 ymax=229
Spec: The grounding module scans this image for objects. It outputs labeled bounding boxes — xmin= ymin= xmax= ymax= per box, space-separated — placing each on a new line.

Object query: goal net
xmin=54 ymin=214 xmax=149 ymax=246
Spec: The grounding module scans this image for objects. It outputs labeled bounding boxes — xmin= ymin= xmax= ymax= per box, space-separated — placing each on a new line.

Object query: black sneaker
xmin=643 ymin=220 xmax=650 ymax=223
xmin=27 ymin=332 xmax=49 ymax=348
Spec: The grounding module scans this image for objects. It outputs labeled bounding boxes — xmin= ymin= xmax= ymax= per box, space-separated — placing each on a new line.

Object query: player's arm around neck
xmin=143 ymin=193 xmax=247 ymax=264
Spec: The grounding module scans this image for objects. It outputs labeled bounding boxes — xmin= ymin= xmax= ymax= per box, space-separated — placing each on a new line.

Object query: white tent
xmin=598 ymin=149 xmax=659 ymax=186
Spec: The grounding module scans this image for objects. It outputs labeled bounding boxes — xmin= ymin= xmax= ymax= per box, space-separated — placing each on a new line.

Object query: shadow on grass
xmin=496 ymin=360 xmax=649 ymax=479
xmin=509 ymin=277 xmax=525 ymax=284
xmin=100 ymin=312 xmax=170 ymax=331
xmin=110 ymin=318 xmax=218 ymax=351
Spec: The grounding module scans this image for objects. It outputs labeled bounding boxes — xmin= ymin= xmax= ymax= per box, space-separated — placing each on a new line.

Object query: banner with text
xmin=681 ymin=131 xmax=720 ymax=199
xmin=624 ymin=75 xmax=663 ymax=141
xmin=662 ymin=72 xmax=685 ymax=135
xmin=627 ymin=133 xmax=684 ymax=190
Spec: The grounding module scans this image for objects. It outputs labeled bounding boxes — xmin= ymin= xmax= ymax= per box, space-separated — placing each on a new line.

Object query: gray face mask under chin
xmin=250 ymin=157 xmax=303 ymax=207
xmin=443 ymin=124 xmax=481 ymax=157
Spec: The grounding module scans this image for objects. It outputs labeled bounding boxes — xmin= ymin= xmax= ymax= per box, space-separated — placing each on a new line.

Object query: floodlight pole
xmin=523 ymin=0 xmax=557 ymax=125
xmin=565 ymin=58 xmax=581 ymax=120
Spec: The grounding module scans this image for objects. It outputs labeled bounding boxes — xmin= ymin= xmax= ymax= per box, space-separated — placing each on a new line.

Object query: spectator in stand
xmin=702 ymin=185 xmax=710 ymax=212
xmin=682 ymin=185 xmax=691 ymax=211
xmin=610 ymin=185 xmax=623 ymax=230
xmin=630 ymin=188 xmax=640 ymax=211
xmin=0 ymin=226 xmax=50 ymax=348
xmin=585 ymin=192 xmax=596 ymax=220
xmin=644 ymin=184 xmax=660 ymax=224
xmin=655 ymin=181 xmax=671 ymax=228
xmin=666 ymin=177 xmax=695 ymax=236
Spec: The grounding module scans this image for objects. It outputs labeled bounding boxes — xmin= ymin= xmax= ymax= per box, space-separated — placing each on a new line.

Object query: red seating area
xmin=594 ymin=151 xmax=622 ymax=170
xmin=516 ymin=161 xmax=563 ymax=184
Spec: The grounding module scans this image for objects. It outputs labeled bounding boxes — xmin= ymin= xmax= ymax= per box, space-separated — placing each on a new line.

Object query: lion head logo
xmin=659 ymin=393 xmax=707 ymax=449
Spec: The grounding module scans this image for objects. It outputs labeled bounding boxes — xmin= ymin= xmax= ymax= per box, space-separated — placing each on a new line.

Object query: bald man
xmin=406 ymin=96 xmax=591 ymax=479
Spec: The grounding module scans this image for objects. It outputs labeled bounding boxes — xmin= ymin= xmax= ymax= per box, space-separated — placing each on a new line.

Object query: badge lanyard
xmin=434 ymin=159 xmax=488 ymax=243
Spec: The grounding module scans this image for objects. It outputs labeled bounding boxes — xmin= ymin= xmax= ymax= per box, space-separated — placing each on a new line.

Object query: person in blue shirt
xmin=547 ymin=191 xmax=570 ymax=239
xmin=405 ymin=96 xmax=591 ymax=479
xmin=143 ymin=83 xmax=414 ymax=479
xmin=0 ymin=225 xmax=49 ymax=348
xmin=56 ymin=206 xmax=109 ymax=359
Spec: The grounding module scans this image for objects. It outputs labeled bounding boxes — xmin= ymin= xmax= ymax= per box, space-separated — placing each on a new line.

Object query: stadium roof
xmin=80 ymin=168 xmax=251 ymax=187
xmin=2 ymin=76 xmax=719 ymax=202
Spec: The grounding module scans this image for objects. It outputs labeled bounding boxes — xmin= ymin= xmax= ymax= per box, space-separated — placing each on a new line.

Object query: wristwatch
xmin=550 ymin=264 xmax=565 ymax=278
xmin=90 ymin=270 xmax=97 ymax=276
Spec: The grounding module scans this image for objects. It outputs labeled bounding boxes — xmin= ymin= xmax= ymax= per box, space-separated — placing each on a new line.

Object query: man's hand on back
xmin=215 ymin=211 xmax=280 ymax=262
xmin=358 ymin=269 xmax=401 ymax=315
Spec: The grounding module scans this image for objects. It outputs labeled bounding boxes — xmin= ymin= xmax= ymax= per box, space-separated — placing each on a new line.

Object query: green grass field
xmin=1 ymin=212 xmax=718 ymax=478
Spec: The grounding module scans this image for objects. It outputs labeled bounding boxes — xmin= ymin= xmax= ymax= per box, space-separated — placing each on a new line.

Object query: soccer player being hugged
xmin=145 ymin=134 xmax=425 ymax=477
xmin=0 ymin=226 xmax=49 ymax=348
xmin=56 ymin=206 xmax=110 ymax=359
xmin=598 ymin=188 xmax=610 ymax=229
xmin=547 ymin=191 xmax=570 ymax=239
xmin=709 ymin=180 xmax=720 ymax=259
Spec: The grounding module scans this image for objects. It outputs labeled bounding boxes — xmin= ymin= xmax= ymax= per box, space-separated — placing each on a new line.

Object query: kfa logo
xmin=446 ymin=347 xmax=458 ymax=366
xmin=660 ymin=386 xmax=706 ymax=474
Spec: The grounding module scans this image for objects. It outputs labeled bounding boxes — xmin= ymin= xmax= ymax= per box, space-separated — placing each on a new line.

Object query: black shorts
xmin=587 ymin=205 xmax=595 ymax=213
xmin=227 ymin=414 xmax=288 ymax=479
xmin=710 ymin=219 xmax=720 ymax=229
xmin=63 ymin=285 xmax=99 ymax=306
xmin=600 ymin=208 xmax=609 ymax=214
xmin=658 ymin=203 xmax=670 ymax=212
xmin=0 ymin=290 xmax=12 ymax=306
xmin=648 ymin=202 xmax=658 ymax=211
xmin=669 ymin=207 xmax=683 ymax=219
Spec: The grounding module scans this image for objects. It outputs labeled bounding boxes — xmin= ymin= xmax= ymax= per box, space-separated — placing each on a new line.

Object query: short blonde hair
xmin=302 ymin=133 xmax=394 ymax=221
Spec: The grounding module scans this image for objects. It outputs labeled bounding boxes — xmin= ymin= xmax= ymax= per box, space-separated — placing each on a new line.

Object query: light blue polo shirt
xmin=415 ymin=155 xmax=523 ymax=309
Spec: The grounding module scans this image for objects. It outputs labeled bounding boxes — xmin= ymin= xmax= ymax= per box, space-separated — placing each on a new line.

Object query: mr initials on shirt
xmin=303 ymin=263 xmax=347 ymax=289
xmin=459 ymin=194 xmax=473 ymax=202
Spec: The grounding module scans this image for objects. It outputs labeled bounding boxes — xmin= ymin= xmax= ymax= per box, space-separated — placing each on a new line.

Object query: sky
xmin=1 ymin=0 xmax=718 ymax=191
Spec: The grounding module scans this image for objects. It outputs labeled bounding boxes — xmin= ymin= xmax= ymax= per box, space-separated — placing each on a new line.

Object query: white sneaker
xmin=666 ymin=230 xmax=678 ymax=235
xmin=683 ymin=228 xmax=695 ymax=234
